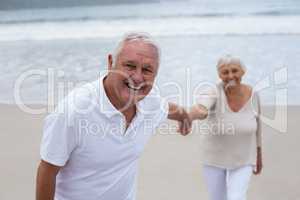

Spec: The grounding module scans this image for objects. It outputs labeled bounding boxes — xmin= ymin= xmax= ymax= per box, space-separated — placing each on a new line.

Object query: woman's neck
xmin=225 ymin=84 xmax=243 ymax=97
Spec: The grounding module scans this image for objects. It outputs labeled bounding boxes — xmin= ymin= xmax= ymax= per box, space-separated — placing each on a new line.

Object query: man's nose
xmin=228 ymin=72 xmax=234 ymax=79
xmin=130 ymin=68 xmax=144 ymax=84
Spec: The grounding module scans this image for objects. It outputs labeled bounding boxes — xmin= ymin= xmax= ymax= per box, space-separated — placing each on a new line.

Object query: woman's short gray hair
xmin=216 ymin=54 xmax=246 ymax=72
xmin=112 ymin=32 xmax=160 ymax=66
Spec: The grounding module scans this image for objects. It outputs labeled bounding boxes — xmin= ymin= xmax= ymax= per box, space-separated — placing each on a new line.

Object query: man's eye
xmin=126 ymin=64 xmax=136 ymax=69
xmin=143 ymin=68 xmax=153 ymax=73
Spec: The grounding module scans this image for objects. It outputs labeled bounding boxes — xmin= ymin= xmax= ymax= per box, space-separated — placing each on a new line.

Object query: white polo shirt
xmin=40 ymin=76 xmax=169 ymax=200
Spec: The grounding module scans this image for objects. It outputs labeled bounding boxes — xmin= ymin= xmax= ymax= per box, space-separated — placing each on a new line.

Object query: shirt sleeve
xmin=157 ymin=98 xmax=169 ymax=124
xmin=40 ymin=111 xmax=78 ymax=166
xmin=142 ymin=87 xmax=170 ymax=129
xmin=253 ymin=91 xmax=262 ymax=147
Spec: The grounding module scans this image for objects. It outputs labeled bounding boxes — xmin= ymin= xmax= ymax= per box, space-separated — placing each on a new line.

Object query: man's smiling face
xmin=107 ymin=40 xmax=159 ymax=110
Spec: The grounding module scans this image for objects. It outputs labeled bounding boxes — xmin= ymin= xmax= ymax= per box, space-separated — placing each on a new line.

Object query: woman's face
xmin=218 ymin=63 xmax=245 ymax=87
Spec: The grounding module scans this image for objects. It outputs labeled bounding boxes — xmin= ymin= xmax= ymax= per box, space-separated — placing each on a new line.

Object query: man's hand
xmin=177 ymin=111 xmax=192 ymax=135
xmin=168 ymin=103 xmax=192 ymax=136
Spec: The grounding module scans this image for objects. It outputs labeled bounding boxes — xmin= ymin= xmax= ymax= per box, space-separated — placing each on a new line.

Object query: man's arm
xmin=167 ymin=102 xmax=191 ymax=135
xmin=36 ymin=160 xmax=61 ymax=200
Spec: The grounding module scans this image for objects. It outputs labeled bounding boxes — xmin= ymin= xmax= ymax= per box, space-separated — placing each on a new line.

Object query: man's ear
xmin=241 ymin=69 xmax=245 ymax=77
xmin=108 ymin=54 xmax=113 ymax=70
xmin=217 ymin=70 xmax=222 ymax=80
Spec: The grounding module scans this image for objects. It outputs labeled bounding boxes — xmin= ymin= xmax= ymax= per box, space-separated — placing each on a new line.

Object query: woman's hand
xmin=253 ymin=147 xmax=263 ymax=175
xmin=189 ymin=104 xmax=208 ymax=121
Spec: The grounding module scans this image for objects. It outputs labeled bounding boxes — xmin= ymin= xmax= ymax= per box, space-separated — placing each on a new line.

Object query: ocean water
xmin=0 ymin=0 xmax=299 ymax=105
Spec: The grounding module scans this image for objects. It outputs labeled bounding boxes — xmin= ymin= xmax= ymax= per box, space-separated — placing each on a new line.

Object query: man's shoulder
xmin=54 ymin=80 xmax=100 ymax=117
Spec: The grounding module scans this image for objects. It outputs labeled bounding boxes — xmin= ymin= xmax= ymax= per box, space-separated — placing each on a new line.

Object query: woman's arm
xmin=189 ymin=86 xmax=217 ymax=121
xmin=253 ymin=92 xmax=263 ymax=175
xmin=189 ymin=104 xmax=208 ymax=120
xmin=253 ymin=147 xmax=263 ymax=175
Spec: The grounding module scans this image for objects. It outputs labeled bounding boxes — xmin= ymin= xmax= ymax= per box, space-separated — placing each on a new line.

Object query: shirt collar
xmin=98 ymin=75 xmax=145 ymax=120
xmin=97 ymin=75 xmax=120 ymax=118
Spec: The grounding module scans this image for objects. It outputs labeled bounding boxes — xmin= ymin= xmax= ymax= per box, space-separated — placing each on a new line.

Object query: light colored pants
xmin=202 ymin=165 xmax=252 ymax=200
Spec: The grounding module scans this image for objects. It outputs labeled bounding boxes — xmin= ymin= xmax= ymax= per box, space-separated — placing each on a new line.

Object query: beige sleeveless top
xmin=197 ymin=83 xmax=262 ymax=169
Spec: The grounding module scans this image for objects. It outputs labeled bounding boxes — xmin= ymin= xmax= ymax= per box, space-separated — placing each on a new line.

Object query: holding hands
xmin=167 ymin=103 xmax=192 ymax=135
xmin=168 ymin=103 xmax=209 ymax=136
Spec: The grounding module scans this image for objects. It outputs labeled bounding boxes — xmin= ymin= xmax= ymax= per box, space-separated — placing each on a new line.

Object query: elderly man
xmin=36 ymin=32 xmax=191 ymax=200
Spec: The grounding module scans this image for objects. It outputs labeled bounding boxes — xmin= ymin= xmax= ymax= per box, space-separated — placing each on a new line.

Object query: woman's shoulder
xmin=242 ymin=84 xmax=261 ymax=110
xmin=242 ymin=83 xmax=253 ymax=92
xmin=241 ymin=83 xmax=258 ymax=98
xmin=242 ymin=84 xmax=260 ymax=98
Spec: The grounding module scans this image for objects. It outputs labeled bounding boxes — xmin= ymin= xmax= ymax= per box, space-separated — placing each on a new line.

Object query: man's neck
xmin=103 ymin=77 xmax=123 ymax=110
xmin=122 ymin=106 xmax=137 ymax=128
xmin=103 ymin=77 xmax=137 ymax=124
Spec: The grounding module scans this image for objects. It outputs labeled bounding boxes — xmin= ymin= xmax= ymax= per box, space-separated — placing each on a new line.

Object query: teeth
xmin=228 ymin=80 xmax=237 ymax=86
xmin=127 ymin=83 xmax=142 ymax=91
xmin=225 ymin=80 xmax=237 ymax=90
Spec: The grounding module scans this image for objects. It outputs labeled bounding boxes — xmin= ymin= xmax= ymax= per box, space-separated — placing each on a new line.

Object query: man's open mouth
xmin=124 ymin=81 xmax=143 ymax=92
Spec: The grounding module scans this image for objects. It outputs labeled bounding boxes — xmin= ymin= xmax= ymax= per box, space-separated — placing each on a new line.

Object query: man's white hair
xmin=216 ymin=54 xmax=246 ymax=72
xmin=112 ymin=32 xmax=160 ymax=67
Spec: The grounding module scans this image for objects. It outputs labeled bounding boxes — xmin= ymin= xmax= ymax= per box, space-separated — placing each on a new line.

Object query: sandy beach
xmin=0 ymin=104 xmax=299 ymax=200
xmin=1 ymin=0 xmax=299 ymax=199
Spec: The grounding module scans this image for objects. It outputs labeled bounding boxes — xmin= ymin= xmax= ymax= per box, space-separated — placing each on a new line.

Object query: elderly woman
xmin=189 ymin=55 xmax=263 ymax=200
